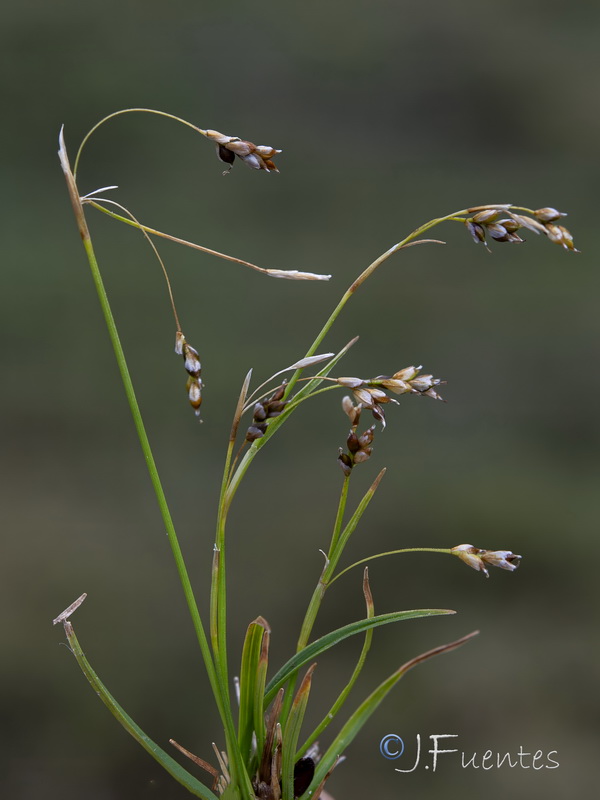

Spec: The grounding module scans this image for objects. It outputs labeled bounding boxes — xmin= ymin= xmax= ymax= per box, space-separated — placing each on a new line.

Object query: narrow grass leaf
xmin=297 ymin=568 xmax=375 ymax=757
xmin=281 ymin=664 xmax=316 ymax=800
xmin=62 ymin=621 xmax=218 ymax=800
xmin=258 ymin=689 xmax=284 ymax=785
xmin=298 ymin=631 xmax=479 ymax=800
xmin=264 ymin=608 xmax=455 ymax=706
xmin=230 ymin=369 xmax=253 ymax=442
xmin=238 ymin=617 xmax=270 ymax=763
xmin=253 ymin=627 xmax=271 ymax=761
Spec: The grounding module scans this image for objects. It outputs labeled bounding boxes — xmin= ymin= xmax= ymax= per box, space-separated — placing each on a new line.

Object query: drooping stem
xmin=73 ymin=107 xmax=208 ymax=179
xmin=329 ymin=547 xmax=453 ymax=585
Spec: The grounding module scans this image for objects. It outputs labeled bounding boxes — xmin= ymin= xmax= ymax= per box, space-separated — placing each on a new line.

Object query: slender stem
xmin=328 ymin=475 xmax=351 ymax=556
xmin=295 ymin=475 xmax=350 ymax=654
xmin=73 ymin=107 xmax=207 ymax=179
xmin=329 ymin=547 xmax=453 ymax=585
xmin=85 ymin=198 xmax=182 ymax=330
xmin=60 ymin=131 xmax=254 ymax=797
xmin=212 ymin=438 xmax=236 ymax=701
xmin=86 ymin=200 xmax=300 ymax=279
xmin=279 ymin=476 xmax=351 ymax=731
xmin=77 ymin=227 xmax=242 ymax=734
xmin=283 ymin=219 xmax=460 ymax=399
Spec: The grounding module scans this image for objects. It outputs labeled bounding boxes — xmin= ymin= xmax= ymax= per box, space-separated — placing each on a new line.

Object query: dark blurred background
xmin=3 ymin=1 xmax=599 ymax=798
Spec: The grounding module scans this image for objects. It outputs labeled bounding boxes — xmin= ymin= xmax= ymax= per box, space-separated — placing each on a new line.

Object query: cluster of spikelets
xmin=175 ymin=332 xmax=203 ymax=419
xmin=465 ymin=206 xmax=578 ymax=252
xmin=204 ymin=128 xmax=282 ymax=173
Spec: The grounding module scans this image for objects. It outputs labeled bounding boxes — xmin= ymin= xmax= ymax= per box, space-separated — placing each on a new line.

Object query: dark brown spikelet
xmin=175 ymin=331 xmax=203 ymax=420
xmin=245 ymin=383 xmax=288 ymax=443
xmin=337 ymin=396 xmax=377 ymax=475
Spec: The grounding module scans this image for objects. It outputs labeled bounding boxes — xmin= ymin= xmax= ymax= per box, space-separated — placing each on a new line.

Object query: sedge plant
xmin=54 ymin=108 xmax=578 ymax=800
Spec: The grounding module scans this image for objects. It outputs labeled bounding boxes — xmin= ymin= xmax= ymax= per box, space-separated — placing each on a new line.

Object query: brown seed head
xmin=186 ymin=376 xmax=203 ymax=419
xmin=534 ymin=207 xmax=566 ymax=223
xmin=466 ymin=220 xmax=487 ymax=245
xmin=353 ymin=447 xmax=373 ymax=463
xmin=337 ymin=450 xmax=353 ymax=476
xmin=337 ymin=376 xmax=366 ymax=389
xmin=471 ymin=209 xmax=501 ymax=224
xmin=253 ymin=402 xmax=267 ymax=422
xmin=392 ymin=365 xmax=420 ymax=381
xmin=358 ymin=425 xmax=376 ymax=448
xmin=486 ymin=223 xmax=511 ymax=242
xmin=451 ymin=544 xmax=522 ymax=578
xmin=174 ymin=331 xmax=185 ymax=355
xmin=176 ymin=332 xmax=203 ymax=419
xmin=183 ymin=344 xmax=202 ymax=377
xmin=245 ymin=384 xmax=288 ymax=442
xmin=507 ymin=213 xmax=547 ymax=235
xmin=347 ymin=431 xmax=361 ymax=454
xmin=246 ymin=423 xmax=267 ymax=442
xmin=544 ymin=223 xmax=579 ymax=252
xmin=370 ymin=367 xmax=445 ymax=402
xmin=342 ymin=395 xmax=362 ymax=426
xmin=498 ymin=218 xmax=521 ymax=234
xmin=205 ymin=128 xmax=282 ymax=173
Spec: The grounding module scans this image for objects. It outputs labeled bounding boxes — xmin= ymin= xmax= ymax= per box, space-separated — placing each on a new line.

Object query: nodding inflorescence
xmin=204 ymin=128 xmax=282 ymax=173
xmin=465 ymin=206 xmax=578 ymax=252
xmin=336 ymin=366 xmax=444 ymax=429
xmin=175 ymin=331 xmax=203 ymax=420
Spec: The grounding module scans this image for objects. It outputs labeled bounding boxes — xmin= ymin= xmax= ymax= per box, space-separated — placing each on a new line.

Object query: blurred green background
xmin=3 ymin=1 xmax=599 ymax=797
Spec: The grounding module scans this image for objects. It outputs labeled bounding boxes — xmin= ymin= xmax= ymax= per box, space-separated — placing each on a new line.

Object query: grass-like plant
xmin=54 ymin=108 xmax=577 ymax=800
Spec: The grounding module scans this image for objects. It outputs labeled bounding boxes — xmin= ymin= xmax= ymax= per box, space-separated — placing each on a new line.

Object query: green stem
xmin=79 ymin=235 xmax=215 ymax=657
xmin=328 ymin=475 xmax=351 ymax=556
xmin=85 ymin=200 xmax=290 ymax=278
xmin=78 ymin=228 xmax=247 ymax=753
xmin=212 ymin=438 xmax=236 ymax=700
xmin=282 ymin=215 xmax=459 ymax=399
xmin=329 ymin=547 xmax=453 ymax=585
xmin=60 ymin=131 xmax=254 ymax=798
xmin=279 ymin=476 xmax=351 ymax=731
xmin=296 ymin=475 xmax=350 ymax=654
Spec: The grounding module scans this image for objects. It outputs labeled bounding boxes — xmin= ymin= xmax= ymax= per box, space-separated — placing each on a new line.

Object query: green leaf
xmin=62 ymin=621 xmax=218 ymax=800
xmin=253 ymin=627 xmax=270 ymax=761
xmin=298 ymin=631 xmax=479 ymax=800
xmin=280 ymin=664 xmax=316 ymax=800
xmin=264 ymin=608 xmax=455 ymax=707
xmin=297 ymin=567 xmax=375 ymax=757
xmin=238 ymin=617 xmax=270 ymax=764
